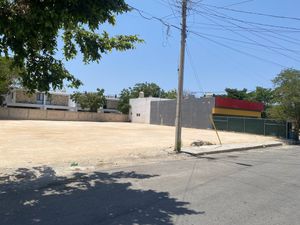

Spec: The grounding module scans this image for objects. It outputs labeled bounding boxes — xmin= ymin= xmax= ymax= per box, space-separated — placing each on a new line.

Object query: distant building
xmin=3 ymin=89 xmax=121 ymax=113
xmin=129 ymin=97 xmax=171 ymax=124
xmin=101 ymin=95 xmax=121 ymax=114
xmin=4 ymin=88 xmax=75 ymax=111
xmin=129 ymin=96 xmax=264 ymax=129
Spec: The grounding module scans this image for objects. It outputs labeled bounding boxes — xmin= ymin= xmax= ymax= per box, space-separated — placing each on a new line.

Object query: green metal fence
xmin=213 ymin=116 xmax=289 ymax=138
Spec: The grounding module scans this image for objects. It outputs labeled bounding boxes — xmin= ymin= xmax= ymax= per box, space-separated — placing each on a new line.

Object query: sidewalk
xmin=181 ymin=141 xmax=283 ymax=156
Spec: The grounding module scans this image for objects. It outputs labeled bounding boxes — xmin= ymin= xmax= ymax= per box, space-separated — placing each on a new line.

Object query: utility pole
xmin=175 ymin=0 xmax=188 ymax=152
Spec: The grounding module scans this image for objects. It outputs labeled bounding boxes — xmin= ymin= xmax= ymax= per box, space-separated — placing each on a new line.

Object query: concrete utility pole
xmin=175 ymin=0 xmax=188 ymax=152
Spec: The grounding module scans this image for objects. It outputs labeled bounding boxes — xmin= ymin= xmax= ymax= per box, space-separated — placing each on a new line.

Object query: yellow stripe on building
xmin=212 ymin=107 xmax=261 ymax=118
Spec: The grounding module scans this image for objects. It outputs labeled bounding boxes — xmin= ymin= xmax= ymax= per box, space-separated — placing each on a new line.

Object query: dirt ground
xmin=0 ymin=120 xmax=277 ymax=170
xmin=0 ymin=121 xmax=274 ymax=171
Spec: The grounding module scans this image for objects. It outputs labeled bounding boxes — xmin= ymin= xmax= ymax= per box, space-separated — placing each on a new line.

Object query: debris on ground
xmin=191 ymin=140 xmax=214 ymax=147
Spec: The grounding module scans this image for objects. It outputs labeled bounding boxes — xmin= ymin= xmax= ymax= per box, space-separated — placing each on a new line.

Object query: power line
xmin=188 ymin=22 xmax=300 ymax=33
xmin=190 ymin=7 xmax=300 ymax=51
xmin=198 ymin=3 xmax=300 ymax=21
xmin=152 ymin=0 xmax=173 ymax=9
xmin=224 ymin=0 xmax=255 ymax=7
xmin=193 ymin=6 xmax=300 ymax=46
xmin=186 ymin=44 xmax=204 ymax=93
xmin=194 ymin=7 xmax=300 ymax=62
xmin=191 ymin=8 xmax=300 ymax=31
xmin=198 ymin=5 xmax=300 ymax=51
xmin=188 ymin=34 xmax=272 ymax=85
xmin=188 ymin=30 xmax=300 ymax=54
xmin=157 ymin=2 xmax=278 ymax=86
xmin=188 ymin=31 xmax=286 ymax=68
xmin=130 ymin=5 xmax=293 ymax=67
xmin=130 ymin=4 xmax=300 ymax=76
xmin=129 ymin=6 xmax=182 ymax=31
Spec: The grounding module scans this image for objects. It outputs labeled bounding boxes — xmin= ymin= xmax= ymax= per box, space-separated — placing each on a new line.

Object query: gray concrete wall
xmin=0 ymin=108 xmax=128 ymax=122
xmin=150 ymin=97 xmax=215 ymax=129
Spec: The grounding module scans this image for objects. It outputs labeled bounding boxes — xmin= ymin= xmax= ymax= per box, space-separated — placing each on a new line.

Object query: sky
xmin=62 ymin=0 xmax=300 ymax=96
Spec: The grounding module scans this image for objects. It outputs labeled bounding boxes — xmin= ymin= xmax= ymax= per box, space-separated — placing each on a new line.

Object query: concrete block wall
xmin=0 ymin=108 xmax=128 ymax=122
xmin=7 ymin=108 xmax=29 ymax=119
xmin=150 ymin=97 xmax=215 ymax=129
xmin=28 ymin=109 xmax=47 ymax=120
xmin=46 ymin=110 xmax=66 ymax=121
xmin=64 ymin=111 xmax=79 ymax=121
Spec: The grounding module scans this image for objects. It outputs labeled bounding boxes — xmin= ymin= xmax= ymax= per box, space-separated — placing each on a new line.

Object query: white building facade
xmin=129 ymin=97 xmax=170 ymax=123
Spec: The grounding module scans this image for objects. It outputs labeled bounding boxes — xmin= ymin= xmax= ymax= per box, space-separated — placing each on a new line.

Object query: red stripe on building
xmin=215 ymin=96 xmax=264 ymax=112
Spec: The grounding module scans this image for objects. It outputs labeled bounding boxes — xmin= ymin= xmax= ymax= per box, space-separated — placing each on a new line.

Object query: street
xmin=1 ymin=146 xmax=300 ymax=225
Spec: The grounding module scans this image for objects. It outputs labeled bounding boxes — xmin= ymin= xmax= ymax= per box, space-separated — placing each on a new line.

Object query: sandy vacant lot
xmin=0 ymin=120 xmax=277 ymax=169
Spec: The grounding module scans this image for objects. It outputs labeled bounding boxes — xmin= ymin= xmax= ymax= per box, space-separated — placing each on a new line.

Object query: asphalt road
xmin=1 ymin=146 xmax=300 ymax=225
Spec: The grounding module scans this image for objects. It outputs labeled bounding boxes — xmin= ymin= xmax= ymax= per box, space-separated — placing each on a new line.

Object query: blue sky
xmin=63 ymin=0 xmax=300 ymax=96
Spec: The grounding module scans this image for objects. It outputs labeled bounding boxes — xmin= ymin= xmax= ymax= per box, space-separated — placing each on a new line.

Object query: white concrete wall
xmin=129 ymin=98 xmax=150 ymax=123
xmin=129 ymin=98 xmax=154 ymax=123
xmin=129 ymin=97 xmax=171 ymax=123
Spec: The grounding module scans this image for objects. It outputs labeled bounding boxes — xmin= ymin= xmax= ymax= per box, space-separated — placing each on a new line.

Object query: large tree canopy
xmin=0 ymin=0 xmax=141 ymax=92
xmin=269 ymin=69 xmax=300 ymax=140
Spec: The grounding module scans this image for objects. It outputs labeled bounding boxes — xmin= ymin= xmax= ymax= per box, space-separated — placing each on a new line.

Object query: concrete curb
xmin=182 ymin=142 xmax=283 ymax=156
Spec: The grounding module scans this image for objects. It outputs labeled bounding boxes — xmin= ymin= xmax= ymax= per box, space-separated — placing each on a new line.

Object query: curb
xmin=182 ymin=143 xmax=283 ymax=156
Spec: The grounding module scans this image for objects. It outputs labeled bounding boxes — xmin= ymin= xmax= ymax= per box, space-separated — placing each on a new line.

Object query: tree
xmin=249 ymin=87 xmax=274 ymax=106
xmin=130 ymin=82 xmax=161 ymax=98
xmin=117 ymin=88 xmax=132 ymax=114
xmin=161 ymin=89 xmax=177 ymax=99
xmin=117 ymin=82 xmax=176 ymax=114
xmin=0 ymin=1 xmax=142 ymax=92
xmin=223 ymin=87 xmax=275 ymax=118
xmin=0 ymin=57 xmax=21 ymax=105
xmin=224 ymin=88 xmax=249 ymax=100
xmin=71 ymin=88 xmax=106 ymax=112
xmin=248 ymin=86 xmax=274 ymax=118
xmin=269 ymin=69 xmax=300 ymax=141
xmin=117 ymin=82 xmax=161 ymax=114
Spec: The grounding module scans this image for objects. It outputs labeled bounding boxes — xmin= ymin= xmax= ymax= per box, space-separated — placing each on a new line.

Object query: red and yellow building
xmin=212 ymin=96 xmax=264 ymax=118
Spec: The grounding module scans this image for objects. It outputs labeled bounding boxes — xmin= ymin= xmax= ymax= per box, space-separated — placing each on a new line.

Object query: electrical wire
xmin=190 ymin=8 xmax=300 ymax=31
xmin=188 ymin=31 xmax=286 ymax=68
xmin=193 ymin=7 xmax=300 ymax=62
xmin=129 ymin=3 xmax=294 ymax=83
xmin=198 ymin=3 xmax=300 ymax=21
xmin=224 ymin=0 xmax=255 ymax=7
xmin=186 ymin=43 xmax=204 ymax=93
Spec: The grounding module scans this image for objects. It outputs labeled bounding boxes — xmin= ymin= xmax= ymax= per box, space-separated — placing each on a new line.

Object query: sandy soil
xmin=0 ymin=120 xmax=277 ymax=170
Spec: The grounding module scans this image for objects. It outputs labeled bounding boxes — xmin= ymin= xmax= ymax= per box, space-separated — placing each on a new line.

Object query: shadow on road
xmin=0 ymin=166 xmax=201 ymax=225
